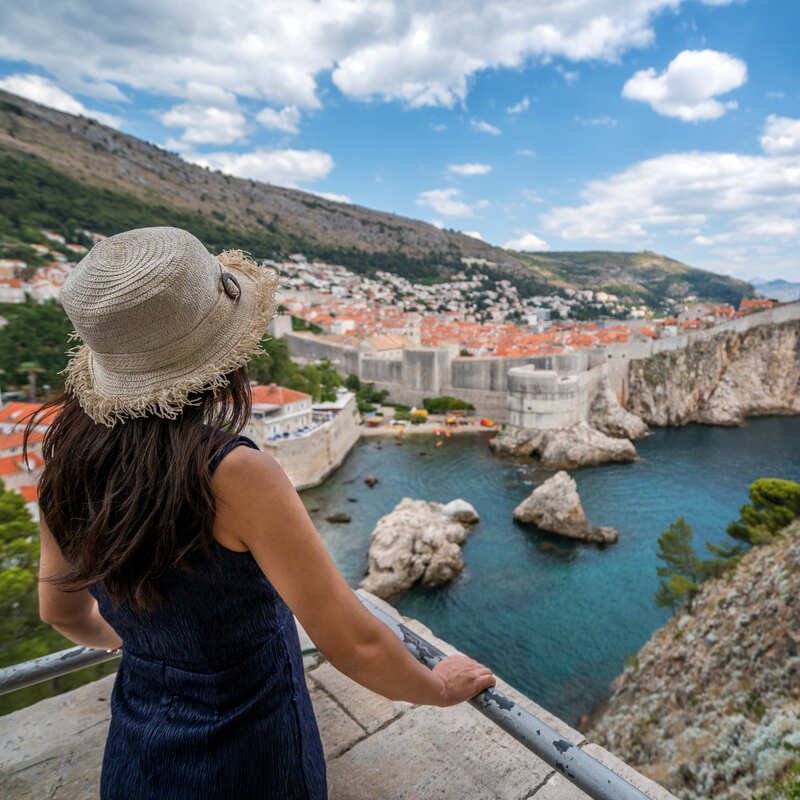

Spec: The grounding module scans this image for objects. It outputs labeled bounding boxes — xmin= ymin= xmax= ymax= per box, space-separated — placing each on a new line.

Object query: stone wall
xmin=283 ymin=302 xmax=800 ymax=422
xmin=506 ymin=364 xmax=606 ymax=430
xmin=262 ymin=395 xmax=361 ymax=490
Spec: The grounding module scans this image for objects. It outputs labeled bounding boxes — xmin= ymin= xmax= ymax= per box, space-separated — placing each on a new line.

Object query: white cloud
xmin=516 ymin=148 xmax=536 ymax=157
xmin=471 ymin=119 xmax=501 ymax=135
xmin=430 ymin=122 xmax=447 ymax=132
xmin=622 ymin=49 xmax=747 ymax=121
xmin=0 ymin=73 xmax=121 ymax=128
xmin=448 ymin=162 xmax=492 ymax=176
xmin=506 ymin=96 xmax=530 ymax=114
xmin=257 ymin=105 xmax=301 ymax=134
xmin=540 ymin=143 xmax=800 ymax=276
xmin=189 ymin=148 xmax=334 ymax=187
xmin=504 ymin=232 xmax=549 ymax=251
xmin=161 ymin=103 xmax=246 ymax=144
xmin=0 ymin=2 xmax=742 ymax=112
xmin=417 ymin=188 xmax=475 ymax=217
xmin=463 ymin=230 xmax=483 ymax=240
xmin=555 ymin=65 xmax=579 ymax=84
xmin=760 ymin=115 xmax=800 ymax=155
xmin=576 ymin=115 xmax=617 ymax=127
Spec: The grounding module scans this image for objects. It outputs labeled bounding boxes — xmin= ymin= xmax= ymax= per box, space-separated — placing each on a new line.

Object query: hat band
xmin=90 ymin=272 xmax=248 ymax=375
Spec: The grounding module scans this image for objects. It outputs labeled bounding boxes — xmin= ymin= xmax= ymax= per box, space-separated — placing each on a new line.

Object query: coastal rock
xmin=512 ymin=471 xmax=619 ymax=544
xmin=364 ymin=474 xmax=379 ymax=487
xmin=627 ymin=320 xmax=800 ymax=426
xmin=537 ymin=424 xmax=636 ymax=469
xmin=586 ymin=519 xmax=800 ymax=800
xmin=325 ymin=512 xmax=351 ymax=523
xmin=441 ymin=499 xmax=480 ymax=524
xmin=589 ymin=377 xmax=649 ymax=439
xmin=490 ymin=422 xmax=636 ymax=469
xmin=359 ymin=497 xmax=479 ymax=598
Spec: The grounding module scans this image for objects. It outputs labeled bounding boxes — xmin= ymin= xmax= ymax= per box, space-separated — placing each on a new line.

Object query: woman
xmin=27 ymin=226 xmax=496 ymax=799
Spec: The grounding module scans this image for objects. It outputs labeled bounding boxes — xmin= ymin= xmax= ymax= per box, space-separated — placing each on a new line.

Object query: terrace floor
xmin=1 ymin=590 xmax=675 ymax=800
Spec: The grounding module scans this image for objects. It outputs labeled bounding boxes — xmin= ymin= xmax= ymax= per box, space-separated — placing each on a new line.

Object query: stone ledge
xmin=0 ymin=596 xmax=676 ymax=799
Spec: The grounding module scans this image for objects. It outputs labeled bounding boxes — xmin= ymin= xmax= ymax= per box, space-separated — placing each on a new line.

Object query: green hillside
xmin=0 ymin=88 xmax=754 ymax=309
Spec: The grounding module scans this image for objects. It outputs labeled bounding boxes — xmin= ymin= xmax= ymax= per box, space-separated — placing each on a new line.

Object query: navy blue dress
xmin=88 ymin=434 xmax=328 ymax=799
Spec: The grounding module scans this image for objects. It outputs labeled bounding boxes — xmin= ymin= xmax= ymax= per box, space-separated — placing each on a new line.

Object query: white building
xmin=246 ymin=384 xmax=314 ymax=443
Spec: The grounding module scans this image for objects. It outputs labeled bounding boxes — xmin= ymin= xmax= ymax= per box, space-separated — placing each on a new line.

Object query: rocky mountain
xmin=585 ymin=519 xmax=800 ymax=800
xmin=753 ymin=280 xmax=800 ymax=303
xmin=0 ymin=89 xmax=752 ymax=307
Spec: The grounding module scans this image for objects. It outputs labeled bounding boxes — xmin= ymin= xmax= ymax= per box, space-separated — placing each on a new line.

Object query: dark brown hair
xmin=23 ymin=366 xmax=253 ymax=613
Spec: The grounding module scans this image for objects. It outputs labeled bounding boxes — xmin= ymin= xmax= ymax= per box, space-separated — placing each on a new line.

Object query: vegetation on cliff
xmin=589 ymin=484 xmax=800 ymax=800
xmin=655 ymin=479 xmax=800 ymax=613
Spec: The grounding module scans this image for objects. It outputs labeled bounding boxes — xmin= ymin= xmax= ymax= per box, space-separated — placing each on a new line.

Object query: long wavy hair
xmin=23 ymin=365 xmax=253 ymax=613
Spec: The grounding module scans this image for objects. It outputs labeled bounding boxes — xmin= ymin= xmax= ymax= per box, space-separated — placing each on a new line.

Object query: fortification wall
xmin=604 ymin=301 xmax=800 ymax=401
xmin=262 ymin=397 xmax=360 ymax=490
xmin=506 ymin=363 xmax=606 ymax=429
xmin=361 ymin=356 xmax=403 ymax=384
xmin=284 ymin=331 xmax=361 ymax=376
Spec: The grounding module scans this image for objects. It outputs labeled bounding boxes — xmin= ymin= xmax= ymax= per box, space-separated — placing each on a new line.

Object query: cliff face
xmin=627 ymin=320 xmax=800 ymax=426
xmin=586 ymin=520 xmax=800 ymax=800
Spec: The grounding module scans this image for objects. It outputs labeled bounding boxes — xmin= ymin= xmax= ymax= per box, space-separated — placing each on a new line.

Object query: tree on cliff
xmin=655 ymin=517 xmax=705 ymax=613
xmin=727 ymin=478 xmax=800 ymax=546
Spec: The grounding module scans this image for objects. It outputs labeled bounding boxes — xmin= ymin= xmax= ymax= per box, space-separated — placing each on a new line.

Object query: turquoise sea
xmin=302 ymin=416 xmax=800 ymax=725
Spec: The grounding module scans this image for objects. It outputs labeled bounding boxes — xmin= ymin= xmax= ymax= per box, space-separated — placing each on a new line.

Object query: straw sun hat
xmin=59 ymin=226 xmax=279 ymax=428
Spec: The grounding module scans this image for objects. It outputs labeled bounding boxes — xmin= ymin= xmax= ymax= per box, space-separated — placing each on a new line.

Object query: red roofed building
xmin=0 ymin=451 xmax=44 ymax=491
xmin=0 ymin=402 xmax=60 ymax=433
xmin=739 ymin=298 xmax=775 ymax=313
xmin=246 ymin=383 xmax=314 ymax=442
xmin=0 ymin=430 xmax=44 ymax=456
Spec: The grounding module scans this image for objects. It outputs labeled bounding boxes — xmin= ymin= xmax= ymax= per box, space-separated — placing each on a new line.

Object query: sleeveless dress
xmin=88 ymin=433 xmax=328 ymax=799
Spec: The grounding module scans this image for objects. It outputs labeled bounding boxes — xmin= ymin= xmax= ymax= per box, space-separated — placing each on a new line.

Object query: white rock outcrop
xmin=512 ymin=471 xmax=619 ymax=544
xmin=489 ymin=422 xmax=637 ymax=469
xmin=360 ymin=497 xmax=480 ymax=598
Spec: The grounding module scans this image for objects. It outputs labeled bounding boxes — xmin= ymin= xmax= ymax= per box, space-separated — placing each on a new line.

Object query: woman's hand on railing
xmin=431 ymin=654 xmax=496 ymax=707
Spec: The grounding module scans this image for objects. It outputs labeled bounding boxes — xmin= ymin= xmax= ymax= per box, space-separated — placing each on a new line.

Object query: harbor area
xmin=1 ymin=590 xmax=674 ymax=800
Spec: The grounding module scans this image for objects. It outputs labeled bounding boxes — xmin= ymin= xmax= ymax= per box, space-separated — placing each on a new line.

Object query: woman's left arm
xmin=38 ymin=517 xmax=123 ymax=651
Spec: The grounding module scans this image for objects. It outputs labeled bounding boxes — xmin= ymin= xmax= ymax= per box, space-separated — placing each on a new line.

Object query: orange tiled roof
xmin=0 ymin=452 xmax=43 ymax=476
xmin=0 ymin=431 xmax=44 ymax=449
xmin=0 ymin=402 xmax=60 ymax=428
xmin=18 ymin=485 xmax=38 ymax=502
xmin=250 ymin=384 xmax=311 ymax=405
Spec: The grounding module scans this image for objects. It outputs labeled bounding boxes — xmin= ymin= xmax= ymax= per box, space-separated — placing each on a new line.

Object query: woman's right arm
xmin=212 ymin=447 xmax=496 ymax=707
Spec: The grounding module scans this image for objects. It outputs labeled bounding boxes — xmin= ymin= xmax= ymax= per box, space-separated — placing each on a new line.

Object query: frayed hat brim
xmin=60 ymin=250 xmax=279 ymax=428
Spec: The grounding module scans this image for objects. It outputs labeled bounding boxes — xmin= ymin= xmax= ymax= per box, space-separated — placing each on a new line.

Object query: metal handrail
xmin=0 ymin=592 xmax=650 ymax=800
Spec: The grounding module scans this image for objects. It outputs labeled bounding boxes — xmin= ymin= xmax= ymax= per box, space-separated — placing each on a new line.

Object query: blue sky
xmin=0 ymin=1 xmax=798 ymax=281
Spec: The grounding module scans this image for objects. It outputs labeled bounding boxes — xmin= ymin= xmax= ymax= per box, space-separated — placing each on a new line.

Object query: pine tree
xmin=654 ymin=517 xmax=705 ymax=614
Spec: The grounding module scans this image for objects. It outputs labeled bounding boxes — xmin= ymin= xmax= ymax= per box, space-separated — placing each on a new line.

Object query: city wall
xmin=283 ymin=301 xmax=800 ymax=425
xmin=262 ymin=395 xmax=361 ymax=490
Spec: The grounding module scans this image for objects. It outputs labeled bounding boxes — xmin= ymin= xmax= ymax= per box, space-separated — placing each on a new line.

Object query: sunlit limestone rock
xmin=360 ymin=497 xmax=480 ymax=598
xmin=512 ymin=470 xmax=618 ymax=544
xmin=490 ymin=422 xmax=636 ymax=469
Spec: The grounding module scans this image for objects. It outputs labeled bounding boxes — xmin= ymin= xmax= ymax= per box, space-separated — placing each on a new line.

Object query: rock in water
xmin=441 ymin=498 xmax=480 ymax=524
xmin=512 ymin=471 xmax=618 ymax=544
xmin=325 ymin=511 xmax=351 ymax=523
xmin=490 ymin=422 xmax=636 ymax=469
xmin=360 ymin=497 xmax=480 ymax=598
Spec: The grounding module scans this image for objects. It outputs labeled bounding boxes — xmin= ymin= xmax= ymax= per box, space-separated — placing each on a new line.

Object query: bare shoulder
xmin=212 ymin=444 xmax=286 ymax=489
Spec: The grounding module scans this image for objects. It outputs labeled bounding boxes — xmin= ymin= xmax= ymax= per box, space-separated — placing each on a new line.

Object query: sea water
xmin=302 ymin=416 xmax=800 ymax=724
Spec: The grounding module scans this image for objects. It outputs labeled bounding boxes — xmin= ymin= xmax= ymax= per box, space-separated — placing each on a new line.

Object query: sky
xmin=0 ymin=1 xmax=798 ymax=282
